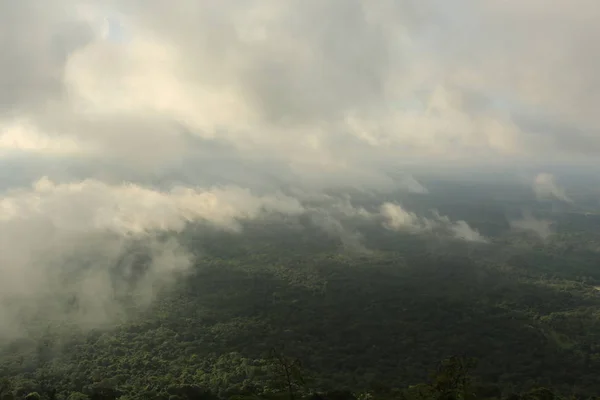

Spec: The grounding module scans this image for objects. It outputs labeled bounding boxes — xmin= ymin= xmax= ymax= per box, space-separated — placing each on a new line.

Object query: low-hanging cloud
xmin=380 ymin=203 xmax=487 ymax=243
xmin=0 ymin=178 xmax=306 ymax=339
xmin=509 ymin=211 xmax=554 ymax=239
xmin=0 ymin=177 xmax=305 ymax=233
xmin=533 ymin=173 xmax=571 ymax=203
xmin=380 ymin=202 xmax=421 ymax=231
xmin=0 ymin=176 xmax=461 ymax=340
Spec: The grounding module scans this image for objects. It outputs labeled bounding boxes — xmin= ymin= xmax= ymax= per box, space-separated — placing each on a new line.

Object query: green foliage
xmin=2 ymin=207 xmax=600 ymax=399
xmin=66 ymin=393 xmax=88 ymax=400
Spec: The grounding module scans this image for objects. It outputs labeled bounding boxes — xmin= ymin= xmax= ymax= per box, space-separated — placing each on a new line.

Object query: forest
xmin=1 ymin=178 xmax=600 ymax=400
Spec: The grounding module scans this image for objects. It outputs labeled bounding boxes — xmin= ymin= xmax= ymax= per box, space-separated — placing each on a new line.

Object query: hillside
xmin=2 ymin=217 xmax=600 ymax=400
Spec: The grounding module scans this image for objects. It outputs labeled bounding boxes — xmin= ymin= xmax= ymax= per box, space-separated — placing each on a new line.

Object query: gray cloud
xmin=380 ymin=203 xmax=487 ymax=243
xmin=449 ymin=220 xmax=488 ymax=243
xmin=2 ymin=0 xmax=600 ymax=168
xmin=0 ymin=177 xmax=307 ymax=339
xmin=0 ymin=0 xmax=93 ymax=113
xmin=509 ymin=212 xmax=554 ymax=239
xmin=1 ymin=0 xmax=599 ymax=339
xmin=533 ymin=173 xmax=571 ymax=203
xmin=0 ymin=174 xmax=459 ymax=339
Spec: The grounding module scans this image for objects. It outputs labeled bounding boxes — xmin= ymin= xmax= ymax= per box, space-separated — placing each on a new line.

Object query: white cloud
xmin=449 ymin=220 xmax=487 ymax=243
xmin=395 ymin=174 xmax=429 ymax=194
xmin=380 ymin=203 xmax=487 ymax=242
xmin=0 ymin=175 xmax=456 ymax=339
xmin=0 ymin=119 xmax=87 ymax=156
xmin=509 ymin=212 xmax=553 ymax=239
xmin=533 ymin=173 xmax=571 ymax=202
xmin=0 ymin=177 xmax=304 ymax=234
xmin=1 ymin=0 xmax=600 ymax=172
xmin=0 ymin=177 xmax=306 ymax=339
xmin=308 ymin=212 xmax=368 ymax=253
xmin=380 ymin=202 xmax=421 ymax=231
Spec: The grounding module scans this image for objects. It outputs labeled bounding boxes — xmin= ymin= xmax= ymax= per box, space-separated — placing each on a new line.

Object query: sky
xmin=0 ymin=0 xmax=597 ymax=338
xmin=4 ymin=1 xmax=600 ymax=176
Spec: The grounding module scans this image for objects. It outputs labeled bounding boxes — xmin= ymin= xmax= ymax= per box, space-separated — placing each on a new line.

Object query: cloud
xmin=0 ymin=177 xmax=305 ymax=234
xmin=380 ymin=203 xmax=487 ymax=242
xmin=0 ymin=175 xmax=452 ymax=339
xmin=509 ymin=212 xmax=553 ymax=239
xmin=0 ymin=119 xmax=88 ymax=156
xmin=0 ymin=0 xmax=94 ymax=114
xmin=0 ymin=220 xmax=190 ymax=340
xmin=533 ymin=173 xmax=571 ymax=202
xmin=393 ymin=174 xmax=429 ymax=194
xmin=449 ymin=220 xmax=487 ymax=243
xmin=0 ymin=178 xmax=306 ymax=339
xmin=308 ymin=212 xmax=368 ymax=253
xmin=380 ymin=202 xmax=421 ymax=231
xmin=1 ymin=0 xmax=600 ymax=175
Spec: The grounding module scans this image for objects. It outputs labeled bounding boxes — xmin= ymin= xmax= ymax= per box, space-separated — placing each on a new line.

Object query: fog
xmin=1 ymin=0 xmax=599 ymax=339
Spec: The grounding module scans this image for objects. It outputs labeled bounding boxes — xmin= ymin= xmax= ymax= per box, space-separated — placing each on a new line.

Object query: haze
xmin=1 ymin=0 xmax=599 ymax=342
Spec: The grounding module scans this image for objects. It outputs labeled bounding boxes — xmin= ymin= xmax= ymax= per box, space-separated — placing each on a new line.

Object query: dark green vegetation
xmin=2 ymin=182 xmax=600 ymax=400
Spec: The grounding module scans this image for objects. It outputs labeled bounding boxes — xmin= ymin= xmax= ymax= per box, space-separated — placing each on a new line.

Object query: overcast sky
xmin=3 ymin=0 xmax=600 ymax=182
xmin=0 ymin=0 xmax=597 ymax=337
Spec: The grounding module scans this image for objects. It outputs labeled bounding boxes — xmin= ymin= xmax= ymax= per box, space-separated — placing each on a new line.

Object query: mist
xmin=2 ymin=0 xmax=600 ymax=345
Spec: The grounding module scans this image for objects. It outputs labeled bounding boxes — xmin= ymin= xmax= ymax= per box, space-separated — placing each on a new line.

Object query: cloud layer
xmin=0 ymin=178 xmax=310 ymax=337
xmin=4 ymin=0 xmax=600 ymax=174
xmin=1 ymin=0 xmax=597 ymax=338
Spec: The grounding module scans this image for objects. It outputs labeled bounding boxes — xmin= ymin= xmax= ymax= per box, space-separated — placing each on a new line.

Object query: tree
xmin=67 ymin=393 xmax=90 ymax=400
xmin=88 ymin=387 xmax=120 ymax=400
xmin=521 ymin=387 xmax=558 ymax=400
xmin=268 ymin=348 xmax=306 ymax=400
xmin=430 ymin=357 xmax=477 ymax=400
xmin=0 ymin=379 xmax=12 ymax=400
